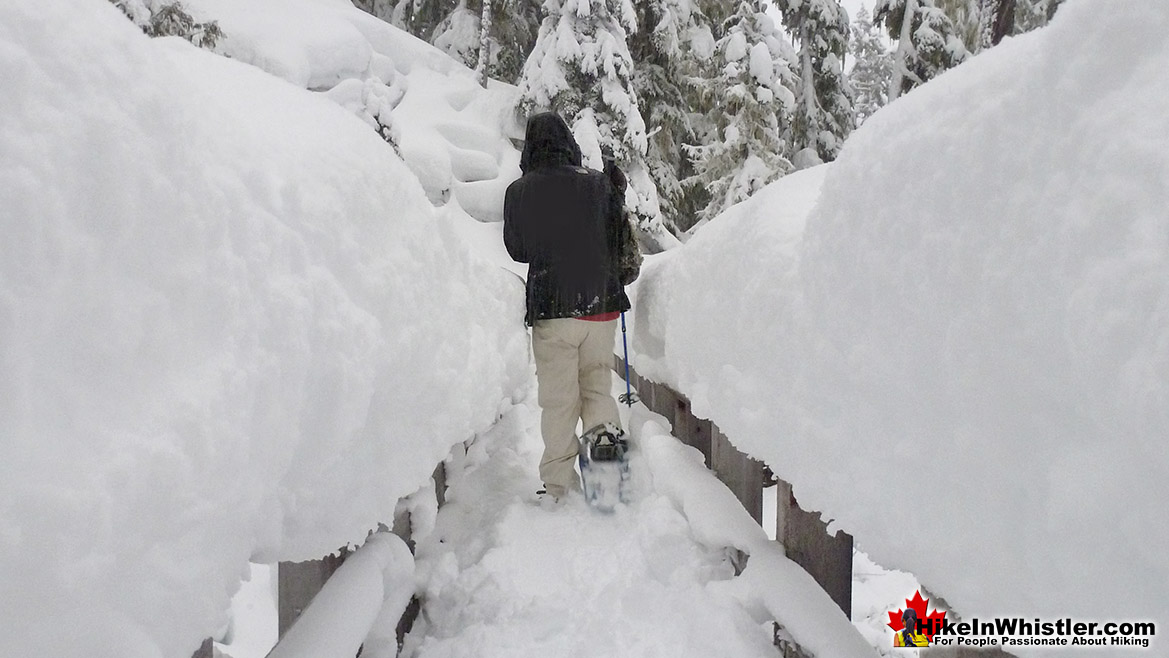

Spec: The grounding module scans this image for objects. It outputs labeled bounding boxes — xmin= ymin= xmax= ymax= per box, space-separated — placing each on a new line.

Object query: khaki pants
xmin=531 ymin=317 xmax=622 ymax=498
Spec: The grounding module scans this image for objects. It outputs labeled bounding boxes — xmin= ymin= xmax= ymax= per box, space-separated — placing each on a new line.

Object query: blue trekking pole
xmin=618 ymin=311 xmax=638 ymax=407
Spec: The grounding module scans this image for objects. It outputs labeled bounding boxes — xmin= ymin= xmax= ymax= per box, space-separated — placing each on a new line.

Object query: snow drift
xmin=0 ymin=1 xmax=527 ymax=656
xmin=633 ymin=0 xmax=1169 ymax=636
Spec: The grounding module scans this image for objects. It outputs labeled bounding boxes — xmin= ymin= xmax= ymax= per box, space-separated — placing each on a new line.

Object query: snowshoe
xmin=578 ymin=422 xmax=630 ymax=512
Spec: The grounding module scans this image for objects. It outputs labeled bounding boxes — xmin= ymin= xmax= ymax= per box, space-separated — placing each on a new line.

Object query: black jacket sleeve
xmin=503 ymin=180 xmax=528 ymax=263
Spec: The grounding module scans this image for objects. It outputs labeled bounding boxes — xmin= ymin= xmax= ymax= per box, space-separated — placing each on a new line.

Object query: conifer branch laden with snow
xmin=876 ymin=0 xmax=968 ymax=100
xmin=109 ymin=0 xmax=223 ymax=50
xmin=936 ymin=0 xmax=982 ymax=52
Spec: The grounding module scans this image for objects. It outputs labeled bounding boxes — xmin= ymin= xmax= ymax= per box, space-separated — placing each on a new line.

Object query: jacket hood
xmin=520 ymin=112 xmax=582 ymax=173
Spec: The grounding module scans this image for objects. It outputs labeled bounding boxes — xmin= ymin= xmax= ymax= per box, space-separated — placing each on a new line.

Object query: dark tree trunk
xmin=990 ymin=0 xmax=1016 ymax=45
xmin=981 ymin=0 xmax=1017 ymax=47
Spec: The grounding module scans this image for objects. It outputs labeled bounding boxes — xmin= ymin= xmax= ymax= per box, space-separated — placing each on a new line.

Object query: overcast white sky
xmin=841 ymin=0 xmax=871 ymax=19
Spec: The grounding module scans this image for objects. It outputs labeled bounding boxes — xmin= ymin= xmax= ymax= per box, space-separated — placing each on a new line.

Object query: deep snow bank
xmin=0 ymin=1 xmax=527 ymax=656
xmin=634 ymin=0 xmax=1168 ymax=634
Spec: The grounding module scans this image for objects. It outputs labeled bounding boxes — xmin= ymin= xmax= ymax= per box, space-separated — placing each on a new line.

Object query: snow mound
xmin=185 ymin=0 xmax=373 ymax=89
xmin=0 ymin=1 xmax=528 ymax=656
xmin=632 ymin=164 xmax=825 ymax=388
xmin=182 ymin=0 xmax=525 ymax=225
xmin=633 ymin=0 xmax=1169 ymax=638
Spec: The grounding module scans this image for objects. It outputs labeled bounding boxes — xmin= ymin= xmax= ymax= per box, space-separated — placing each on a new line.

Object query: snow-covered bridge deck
xmin=265 ymin=382 xmax=874 ymax=658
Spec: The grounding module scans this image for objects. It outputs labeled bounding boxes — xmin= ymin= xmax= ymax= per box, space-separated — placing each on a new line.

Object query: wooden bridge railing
xmin=615 ymin=355 xmax=854 ymax=619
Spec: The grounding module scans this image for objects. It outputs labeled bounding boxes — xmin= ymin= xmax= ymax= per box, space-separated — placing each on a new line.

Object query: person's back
xmin=504 ymin=114 xmax=628 ymax=326
xmin=502 ymin=112 xmax=634 ymax=502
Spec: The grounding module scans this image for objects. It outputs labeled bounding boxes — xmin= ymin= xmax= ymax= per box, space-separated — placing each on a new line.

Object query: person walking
xmin=503 ymin=112 xmax=639 ymax=501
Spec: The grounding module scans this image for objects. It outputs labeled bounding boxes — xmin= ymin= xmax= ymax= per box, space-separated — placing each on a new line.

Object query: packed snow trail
xmin=398 ymin=390 xmax=772 ymax=658
xmin=374 ymin=382 xmax=875 ymax=658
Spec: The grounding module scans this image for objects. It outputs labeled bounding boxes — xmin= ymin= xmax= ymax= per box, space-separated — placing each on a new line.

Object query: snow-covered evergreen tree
xmin=773 ymin=0 xmax=854 ymax=164
xmin=987 ymin=0 xmax=1062 ymax=45
xmin=685 ymin=0 xmax=797 ymax=222
xmin=518 ymin=0 xmax=673 ymax=243
xmin=489 ymin=0 xmax=544 ymax=81
xmin=429 ymin=0 xmax=541 ymax=82
xmin=432 ymin=0 xmax=482 ymax=68
xmin=937 ymin=0 xmax=1058 ymax=55
xmin=936 ymin=0 xmax=981 ymax=52
xmin=356 ymin=0 xmax=532 ymax=84
xmin=847 ymin=7 xmax=892 ymax=126
xmin=1014 ymin=0 xmax=1061 ymax=33
xmin=628 ymin=0 xmax=718 ymax=230
xmin=875 ymin=0 xmax=968 ymax=100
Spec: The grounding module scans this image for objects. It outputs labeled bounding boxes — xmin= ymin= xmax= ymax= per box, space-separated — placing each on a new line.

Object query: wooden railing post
xmin=672 ymin=399 xmax=712 ymax=468
xmin=711 ymin=429 xmax=764 ymax=524
xmin=433 ymin=460 xmax=447 ymax=507
xmin=648 ymin=380 xmax=678 ymax=427
xmin=776 ymin=479 xmax=853 ymax=618
xmin=278 ymin=549 xmax=349 ymax=638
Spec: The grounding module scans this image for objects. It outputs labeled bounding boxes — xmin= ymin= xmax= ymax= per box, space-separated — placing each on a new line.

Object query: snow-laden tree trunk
xmin=889 ymin=0 xmax=918 ymax=101
xmin=475 ymin=0 xmax=492 ymax=87
xmin=978 ymin=0 xmax=1015 ymax=49
xmin=799 ymin=22 xmax=817 ymax=138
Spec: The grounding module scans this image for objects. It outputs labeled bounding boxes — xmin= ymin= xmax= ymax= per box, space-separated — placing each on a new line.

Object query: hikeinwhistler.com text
xmin=919 ymin=617 xmax=1156 ymax=649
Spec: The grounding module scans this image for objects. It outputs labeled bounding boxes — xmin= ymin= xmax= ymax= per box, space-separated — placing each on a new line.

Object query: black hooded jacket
xmin=504 ymin=113 xmax=631 ymax=326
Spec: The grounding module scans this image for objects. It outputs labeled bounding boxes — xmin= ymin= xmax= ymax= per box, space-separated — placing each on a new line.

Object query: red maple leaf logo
xmin=887 ymin=590 xmax=947 ymax=641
